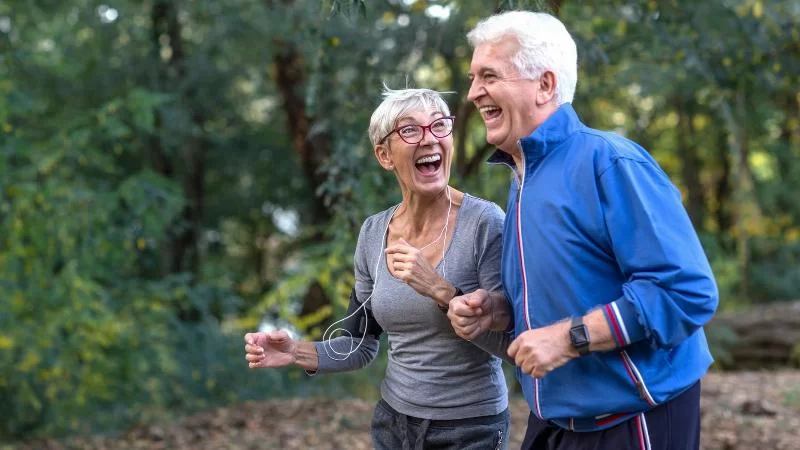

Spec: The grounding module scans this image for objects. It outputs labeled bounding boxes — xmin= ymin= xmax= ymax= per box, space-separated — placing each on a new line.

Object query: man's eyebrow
xmin=468 ymin=68 xmax=496 ymax=78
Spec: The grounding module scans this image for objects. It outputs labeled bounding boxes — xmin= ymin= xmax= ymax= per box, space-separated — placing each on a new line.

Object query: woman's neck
xmin=395 ymin=187 xmax=451 ymax=235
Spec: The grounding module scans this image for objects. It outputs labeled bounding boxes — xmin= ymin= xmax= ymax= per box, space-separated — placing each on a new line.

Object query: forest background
xmin=1 ymin=0 xmax=798 ymax=446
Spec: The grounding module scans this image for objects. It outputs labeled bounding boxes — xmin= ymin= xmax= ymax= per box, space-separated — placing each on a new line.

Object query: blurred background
xmin=1 ymin=0 xmax=798 ymax=447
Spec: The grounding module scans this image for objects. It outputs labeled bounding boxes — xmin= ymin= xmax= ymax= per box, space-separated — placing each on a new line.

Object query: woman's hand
xmin=244 ymin=330 xmax=297 ymax=369
xmin=385 ymin=238 xmax=452 ymax=303
xmin=448 ymin=290 xmax=513 ymax=340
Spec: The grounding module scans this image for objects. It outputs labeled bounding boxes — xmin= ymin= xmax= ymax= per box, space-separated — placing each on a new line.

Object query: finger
xmin=464 ymin=296 xmax=487 ymax=308
xmin=466 ymin=328 xmax=483 ymax=340
xmin=393 ymin=260 xmax=413 ymax=271
xmin=460 ymin=322 xmax=481 ymax=339
xmin=518 ymin=352 xmax=536 ymax=372
xmin=450 ymin=303 xmax=478 ymax=317
xmin=508 ymin=337 xmax=520 ymax=358
xmin=396 ymin=254 xmax=422 ymax=266
xmin=244 ymin=344 xmax=264 ymax=354
xmin=533 ymin=365 xmax=548 ymax=379
xmin=451 ymin=327 xmax=468 ymax=339
xmin=385 ymin=244 xmax=411 ymax=255
xmin=246 ymin=353 xmax=265 ymax=362
xmin=268 ymin=330 xmax=290 ymax=341
xmin=455 ymin=316 xmax=477 ymax=328
xmin=244 ymin=333 xmax=255 ymax=344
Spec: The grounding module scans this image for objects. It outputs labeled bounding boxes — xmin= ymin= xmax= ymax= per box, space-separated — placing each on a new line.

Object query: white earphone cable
xmin=320 ymin=187 xmax=452 ymax=360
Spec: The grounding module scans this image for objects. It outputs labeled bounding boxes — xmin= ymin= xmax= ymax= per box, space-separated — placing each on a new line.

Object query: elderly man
xmin=448 ymin=11 xmax=718 ymax=450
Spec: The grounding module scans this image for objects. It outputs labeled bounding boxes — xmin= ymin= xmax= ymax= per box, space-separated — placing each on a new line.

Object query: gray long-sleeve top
xmin=314 ymin=194 xmax=511 ymax=420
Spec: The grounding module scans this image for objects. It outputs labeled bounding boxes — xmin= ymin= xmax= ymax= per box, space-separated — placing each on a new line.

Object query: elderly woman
xmin=244 ymin=87 xmax=511 ymax=450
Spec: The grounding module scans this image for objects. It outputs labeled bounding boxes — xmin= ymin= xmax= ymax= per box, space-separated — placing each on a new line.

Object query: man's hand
xmin=244 ymin=330 xmax=297 ymax=369
xmin=385 ymin=238 xmax=450 ymax=302
xmin=507 ymin=321 xmax=578 ymax=378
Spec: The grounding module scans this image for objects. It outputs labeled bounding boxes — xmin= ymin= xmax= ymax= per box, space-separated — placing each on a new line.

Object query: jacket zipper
xmin=620 ymin=350 xmax=657 ymax=406
xmin=513 ymin=141 xmax=543 ymax=419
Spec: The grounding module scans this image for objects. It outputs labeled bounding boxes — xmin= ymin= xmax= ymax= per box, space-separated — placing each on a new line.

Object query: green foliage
xmin=705 ymin=323 xmax=739 ymax=370
xmin=1 ymin=0 xmax=799 ymax=441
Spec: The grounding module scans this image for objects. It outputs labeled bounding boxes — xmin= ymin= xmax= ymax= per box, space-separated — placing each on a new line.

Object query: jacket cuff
xmin=603 ymin=297 xmax=646 ymax=347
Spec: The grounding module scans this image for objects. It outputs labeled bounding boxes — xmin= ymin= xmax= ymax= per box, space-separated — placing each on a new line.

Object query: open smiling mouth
xmin=415 ymin=154 xmax=442 ymax=175
xmin=480 ymin=105 xmax=502 ymax=121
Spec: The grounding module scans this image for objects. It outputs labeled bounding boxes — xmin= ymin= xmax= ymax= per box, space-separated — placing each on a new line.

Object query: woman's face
xmin=377 ymin=108 xmax=454 ymax=197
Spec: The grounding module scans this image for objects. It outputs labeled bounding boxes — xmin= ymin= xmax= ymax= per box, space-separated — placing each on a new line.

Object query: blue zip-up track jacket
xmin=489 ymin=104 xmax=718 ymax=432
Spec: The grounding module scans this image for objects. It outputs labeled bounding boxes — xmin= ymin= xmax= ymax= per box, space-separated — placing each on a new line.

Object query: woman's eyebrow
xmin=394 ymin=111 xmax=446 ymax=126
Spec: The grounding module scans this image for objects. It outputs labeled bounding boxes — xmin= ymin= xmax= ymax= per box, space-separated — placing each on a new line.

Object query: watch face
xmin=569 ymin=327 xmax=581 ymax=342
xmin=570 ymin=325 xmax=588 ymax=346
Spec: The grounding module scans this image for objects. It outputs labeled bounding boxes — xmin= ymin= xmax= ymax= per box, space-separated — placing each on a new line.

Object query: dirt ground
xmin=10 ymin=370 xmax=800 ymax=450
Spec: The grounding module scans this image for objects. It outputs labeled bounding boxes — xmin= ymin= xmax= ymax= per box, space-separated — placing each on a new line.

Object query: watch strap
xmin=437 ymin=286 xmax=463 ymax=313
xmin=570 ymin=316 xmax=590 ymax=356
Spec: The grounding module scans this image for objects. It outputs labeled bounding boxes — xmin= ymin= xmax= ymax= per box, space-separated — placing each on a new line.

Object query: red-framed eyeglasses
xmin=379 ymin=116 xmax=456 ymax=144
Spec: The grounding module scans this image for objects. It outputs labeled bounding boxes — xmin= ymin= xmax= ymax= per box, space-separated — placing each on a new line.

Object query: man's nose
xmin=467 ymin=79 xmax=483 ymax=102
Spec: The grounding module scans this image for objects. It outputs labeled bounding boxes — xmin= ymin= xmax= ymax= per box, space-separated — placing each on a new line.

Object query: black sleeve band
xmin=342 ymin=288 xmax=383 ymax=339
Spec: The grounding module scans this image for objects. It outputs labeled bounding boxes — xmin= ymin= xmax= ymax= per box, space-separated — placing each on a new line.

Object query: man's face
xmin=467 ymin=37 xmax=542 ymax=154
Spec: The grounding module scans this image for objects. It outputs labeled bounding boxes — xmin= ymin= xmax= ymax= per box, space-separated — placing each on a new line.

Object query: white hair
xmin=467 ymin=11 xmax=578 ymax=105
xmin=368 ymin=86 xmax=452 ymax=147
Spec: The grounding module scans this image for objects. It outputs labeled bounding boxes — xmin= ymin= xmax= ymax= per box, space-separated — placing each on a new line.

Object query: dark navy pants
xmin=521 ymin=382 xmax=701 ymax=450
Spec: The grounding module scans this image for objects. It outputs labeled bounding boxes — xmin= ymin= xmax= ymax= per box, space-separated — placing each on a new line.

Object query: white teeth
xmin=480 ymin=106 xmax=500 ymax=113
xmin=415 ymin=154 xmax=441 ymax=164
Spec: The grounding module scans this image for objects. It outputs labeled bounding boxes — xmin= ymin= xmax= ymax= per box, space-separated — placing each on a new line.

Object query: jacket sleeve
xmin=598 ymin=156 xmax=718 ymax=350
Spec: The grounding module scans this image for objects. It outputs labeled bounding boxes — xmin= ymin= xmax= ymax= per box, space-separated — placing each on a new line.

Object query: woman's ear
xmin=374 ymin=144 xmax=394 ymax=171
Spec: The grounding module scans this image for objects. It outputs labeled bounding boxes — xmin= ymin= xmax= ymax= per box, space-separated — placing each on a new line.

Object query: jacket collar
xmin=487 ymin=103 xmax=583 ymax=167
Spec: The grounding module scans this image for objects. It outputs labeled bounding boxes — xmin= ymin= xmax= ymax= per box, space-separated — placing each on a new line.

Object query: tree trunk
xmin=273 ymin=47 xmax=333 ymax=226
xmin=714 ymin=125 xmax=733 ymax=239
xmin=151 ymin=1 xmax=210 ymax=323
xmin=676 ymin=98 xmax=706 ymax=228
xmin=151 ymin=0 xmax=206 ymax=278
xmin=269 ymin=0 xmax=334 ymax=337
xmin=774 ymin=94 xmax=799 ymax=228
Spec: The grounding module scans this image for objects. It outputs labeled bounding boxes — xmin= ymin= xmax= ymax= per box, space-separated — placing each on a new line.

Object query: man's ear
xmin=374 ymin=144 xmax=394 ymax=171
xmin=537 ymin=70 xmax=557 ymax=105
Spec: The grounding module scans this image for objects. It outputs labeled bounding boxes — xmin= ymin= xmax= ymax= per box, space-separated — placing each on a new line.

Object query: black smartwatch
xmin=437 ymin=286 xmax=463 ymax=313
xmin=569 ymin=316 xmax=590 ymax=356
